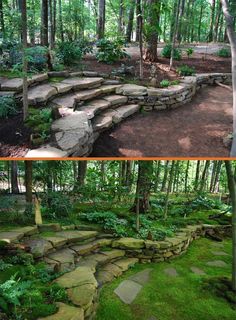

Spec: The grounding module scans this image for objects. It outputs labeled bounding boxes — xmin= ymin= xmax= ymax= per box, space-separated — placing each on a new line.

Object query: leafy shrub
xmin=217 ymin=48 xmax=231 ymax=58
xmin=177 ymin=65 xmax=195 ymax=76
xmin=186 ymin=47 xmax=194 ymax=58
xmin=81 ymin=211 xmax=117 ymax=223
xmin=0 ymin=261 xmax=13 ymax=271
xmin=26 ymin=46 xmax=49 ymax=72
xmin=57 ymin=41 xmax=83 ymax=65
xmin=76 ymin=38 xmax=93 ymax=55
xmin=160 ymin=79 xmax=170 ymax=88
xmin=0 ymin=95 xmax=17 ymax=118
xmin=161 ymin=44 xmax=182 ymax=60
xmin=25 ymin=108 xmax=53 ymax=144
xmin=41 ymin=192 xmax=72 ymax=219
xmin=96 ymin=38 xmax=130 ymax=64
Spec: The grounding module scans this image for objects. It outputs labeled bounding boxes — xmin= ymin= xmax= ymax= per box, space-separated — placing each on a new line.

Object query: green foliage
xmin=56 ymin=41 xmax=83 ymax=65
xmin=25 ymin=108 xmax=53 ymax=144
xmin=96 ymin=38 xmax=130 ymax=64
xmin=176 ymin=65 xmax=195 ymax=76
xmin=186 ymin=47 xmax=194 ymax=58
xmin=6 ymin=253 xmax=34 ymax=267
xmin=26 ymin=46 xmax=49 ymax=72
xmin=0 ymin=95 xmax=17 ymax=118
xmin=217 ymin=48 xmax=231 ymax=58
xmin=160 ymin=79 xmax=170 ymax=88
xmin=161 ymin=44 xmax=182 ymax=60
xmin=0 ymin=261 xmax=13 ymax=272
xmin=41 ymin=192 xmax=73 ymax=219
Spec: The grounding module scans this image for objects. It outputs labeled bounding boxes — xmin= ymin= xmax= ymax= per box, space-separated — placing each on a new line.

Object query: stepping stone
xmin=1 ymin=78 xmax=23 ymax=91
xmin=113 ymin=258 xmax=139 ymax=271
xmin=164 ymin=267 xmax=179 ymax=277
xmin=51 ymin=82 xmax=73 ymax=94
xmin=114 ymin=280 xmax=142 ymax=304
xmin=28 ymin=84 xmax=57 ymax=105
xmin=75 ymin=88 xmax=103 ymax=101
xmin=103 ymin=94 xmax=128 ymax=106
xmin=29 ymin=73 xmax=48 ymax=84
xmin=206 ymin=260 xmax=228 ymax=267
xmin=38 ymin=223 xmax=61 ymax=232
xmin=190 ymin=267 xmax=206 ymax=275
xmin=211 ymin=251 xmax=229 ymax=256
xmin=0 ymin=231 xmax=24 ymax=243
xmin=38 ymin=302 xmax=84 ymax=320
xmin=52 ymin=93 xmax=77 ymax=108
xmin=25 ymin=146 xmax=68 ymax=158
xmin=211 ymin=242 xmax=224 ymax=248
xmin=111 ymin=104 xmax=140 ymax=123
xmin=56 ymin=230 xmax=98 ymax=243
xmin=128 ymin=268 xmax=153 ymax=285
xmin=13 ymin=226 xmax=38 ymax=236
xmin=83 ymin=71 xmax=99 ymax=77
xmin=92 ymin=114 xmax=113 ymax=132
xmin=79 ymin=99 xmax=111 ymax=119
xmin=62 ymin=77 xmax=103 ymax=90
xmin=25 ymin=238 xmax=53 ymax=258
xmin=100 ymin=249 xmax=125 ymax=260
xmin=55 ymin=266 xmax=97 ymax=289
xmin=67 ymin=283 xmax=96 ymax=309
xmin=70 ymin=242 xmax=99 ymax=255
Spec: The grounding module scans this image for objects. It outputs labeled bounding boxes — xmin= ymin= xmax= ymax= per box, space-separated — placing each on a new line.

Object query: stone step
xmin=0 ymin=73 xmax=48 ymax=92
xmin=38 ymin=302 xmax=84 ymax=320
xmin=61 ymin=77 xmax=104 ymax=90
xmin=28 ymin=83 xmax=57 ymax=105
xmin=96 ymin=257 xmax=139 ymax=286
xmin=92 ymin=103 xmax=140 ymax=132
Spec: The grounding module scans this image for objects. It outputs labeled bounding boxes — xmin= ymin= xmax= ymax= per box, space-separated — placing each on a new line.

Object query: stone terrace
xmin=0 ymin=223 xmax=231 ymax=320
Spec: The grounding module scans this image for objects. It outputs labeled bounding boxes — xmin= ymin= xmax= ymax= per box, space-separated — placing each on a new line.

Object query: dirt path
xmin=90 ymin=86 xmax=232 ymax=158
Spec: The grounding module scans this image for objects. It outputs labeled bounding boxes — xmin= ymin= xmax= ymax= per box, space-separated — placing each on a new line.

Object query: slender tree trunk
xmin=209 ymin=0 xmax=216 ymax=42
xmin=161 ymin=161 xmax=169 ymax=192
xmin=58 ymin=0 xmax=64 ymax=42
xmin=126 ymin=0 xmax=135 ymax=42
xmin=170 ymin=0 xmax=181 ymax=69
xmin=98 ymin=0 xmax=105 ymax=39
xmin=214 ymin=1 xmax=222 ymax=42
xmin=224 ymin=160 xmax=236 ymax=291
xmin=77 ymin=161 xmax=87 ymax=187
xmin=25 ymin=161 xmax=32 ymax=203
xmin=199 ymin=160 xmax=210 ymax=193
xmin=0 ymin=0 xmax=5 ymax=36
xmin=11 ymin=161 xmax=19 ymax=194
xmin=198 ymin=3 xmax=204 ymax=42
xmin=19 ymin=0 xmax=28 ymax=120
xmin=118 ymin=0 xmax=124 ymax=34
xmin=164 ymin=161 xmax=175 ymax=219
xmin=184 ymin=160 xmax=190 ymax=193
xmin=136 ymin=0 xmax=141 ymax=42
xmin=194 ymin=160 xmax=201 ymax=191
xmin=137 ymin=0 xmax=143 ymax=78
xmin=41 ymin=0 xmax=49 ymax=46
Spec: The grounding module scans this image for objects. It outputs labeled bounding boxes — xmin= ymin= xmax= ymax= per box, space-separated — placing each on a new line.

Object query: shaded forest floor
xmin=91 ymin=86 xmax=232 ymax=158
xmin=82 ymin=43 xmax=231 ymax=86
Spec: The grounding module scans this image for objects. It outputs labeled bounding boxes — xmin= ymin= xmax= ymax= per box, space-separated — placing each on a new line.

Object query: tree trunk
xmin=41 ymin=0 xmax=49 ymax=46
xmin=224 ymin=160 xmax=236 ymax=291
xmin=198 ymin=3 xmax=204 ymax=42
xmin=199 ymin=160 xmax=210 ymax=193
xmin=11 ymin=161 xmax=19 ymax=194
xmin=118 ymin=0 xmax=124 ymax=34
xmin=132 ymin=161 xmax=153 ymax=213
xmin=25 ymin=161 xmax=33 ymax=203
xmin=214 ymin=1 xmax=222 ymax=42
xmin=136 ymin=0 xmax=141 ymax=42
xmin=164 ymin=161 xmax=175 ymax=219
xmin=170 ymin=0 xmax=181 ymax=69
xmin=77 ymin=161 xmax=87 ymax=187
xmin=98 ymin=0 xmax=105 ymax=39
xmin=194 ymin=160 xmax=201 ymax=191
xmin=126 ymin=0 xmax=135 ymax=42
xmin=184 ymin=160 xmax=190 ymax=193
xmin=209 ymin=0 xmax=216 ymax=42
xmin=144 ymin=0 xmax=160 ymax=62
xmin=0 ymin=0 xmax=4 ymax=36
xmin=19 ymin=0 xmax=28 ymax=120
xmin=221 ymin=0 xmax=236 ymax=157
xmin=137 ymin=0 xmax=143 ymax=78
xmin=58 ymin=0 xmax=64 ymax=42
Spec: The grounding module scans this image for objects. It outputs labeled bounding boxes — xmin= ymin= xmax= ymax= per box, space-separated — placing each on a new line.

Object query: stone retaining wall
xmin=116 ymin=73 xmax=232 ymax=111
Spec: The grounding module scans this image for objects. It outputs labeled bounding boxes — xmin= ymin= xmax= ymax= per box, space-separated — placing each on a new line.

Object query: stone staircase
xmin=0 ymin=71 xmax=141 ymax=158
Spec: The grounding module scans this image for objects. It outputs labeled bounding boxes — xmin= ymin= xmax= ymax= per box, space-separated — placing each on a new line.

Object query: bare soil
xmin=90 ymin=86 xmax=232 ymax=158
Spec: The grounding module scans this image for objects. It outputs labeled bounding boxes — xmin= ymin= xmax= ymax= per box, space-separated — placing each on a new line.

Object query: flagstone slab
xmin=111 ymin=104 xmax=140 ymax=123
xmin=164 ymin=267 xmax=179 ymax=277
xmin=38 ymin=302 xmax=84 ymax=320
xmin=25 ymin=238 xmax=53 ymax=258
xmin=100 ymin=249 xmax=125 ymax=260
xmin=56 ymin=230 xmax=98 ymax=243
xmin=116 ymin=84 xmax=147 ymax=96
xmin=75 ymin=88 xmax=103 ymax=101
xmin=55 ymin=266 xmax=97 ymax=288
xmin=28 ymin=84 xmax=57 ymax=104
xmin=128 ymin=268 xmax=153 ymax=285
xmin=206 ymin=260 xmax=228 ymax=267
xmin=62 ymin=77 xmax=103 ymax=90
xmin=112 ymin=238 xmax=145 ymax=249
xmin=0 ymin=231 xmax=24 ymax=243
xmin=99 ymin=84 xmax=122 ymax=94
xmin=103 ymin=94 xmax=128 ymax=106
xmin=96 ymin=270 xmax=115 ymax=285
xmin=67 ymin=283 xmax=96 ymax=309
xmin=92 ymin=114 xmax=113 ymax=132
xmin=52 ymin=93 xmax=77 ymax=108
xmin=114 ymin=280 xmax=142 ymax=304
xmin=25 ymin=146 xmax=68 ymax=158
xmin=113 ymin=258 xmax=139 ymax=271
xmin=211 ymin=251 xmax=229 ymax=256
xmin=101 ymin=263 xmax=123 ymax=277
xmin=38 ymin=223 xmax=61 ymax=232
xmin=43 ymin=236 xmax=68 ymax=248
xmin=47 ymin=248 xmax=75 ymax=270
xmin=70 ymin=242 xmax=99 ymax=255
xmin=51 ymin=82 xmax=73 ymax=94
xmin=13 ymin=226 xmax=38 ymax=236
xmin=190 ymin=267 xmax=206 ymax=275
xmin=1 ymin=78 xmax=23 ymax=91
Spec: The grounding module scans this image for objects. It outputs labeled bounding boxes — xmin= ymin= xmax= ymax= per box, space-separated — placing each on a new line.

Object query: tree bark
xmin=132 ymin=161 xmax=153 ymax=213
xmin=41 ymin=0 xmax=49 ymax=46
xmin=77 ymin=161 xmax=87 ymax=187
xmin=11 ymin=161 xmax=19 ymax=194
xmin=209 ymin=0 xmax=216 ymax=42
xmin=164 ymin=161 xmax=175 ymax=219
xmin=126 ymin=0 xmax=135 ymax=42
xmin=98 ymin=0 xmax=105 ymax=39
xmin=58 ymin=0 xmax=64 ymax=42
xmin=25 ymin=161 xmax=33 ymax=203
xmin=170 ymin=0 xmax=181 ymax=69
xmin=224 ymin=160 xmax=236 ymax=291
